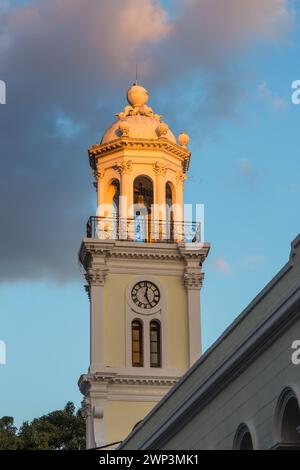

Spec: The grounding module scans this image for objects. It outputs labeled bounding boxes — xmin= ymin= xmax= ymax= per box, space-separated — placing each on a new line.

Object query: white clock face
xmin=131 ymin=281 xmax=160 ymax=310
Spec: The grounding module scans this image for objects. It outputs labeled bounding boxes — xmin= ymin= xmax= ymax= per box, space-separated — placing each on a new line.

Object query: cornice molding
xmin=109 ymin=251 xmax=180 ymax=261
xmin=88 ymin=138 xmax=191 ymax=173
xmin=79 ymin=241 xmax=212 ymax=278
xmin=79 ymin=373 xmax=179 ymax=395
xmin=79 ymin=240 xmax=210 ymax=269
xmin=179 ymin=243 xmax=210 ymax=265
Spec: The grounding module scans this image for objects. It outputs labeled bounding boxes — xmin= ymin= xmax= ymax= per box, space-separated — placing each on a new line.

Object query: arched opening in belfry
xmin=166 ymin=182 xmax=175 ymax=241
xmin=134 ymin=176 xmax=153 ymax=211
xmin=97 ymin=178 xmax=120 ymax=240
xmin=133 ymin=176 xmax=154 ymax=242
xmin=111 ymin=179 xmax=120 ymax=218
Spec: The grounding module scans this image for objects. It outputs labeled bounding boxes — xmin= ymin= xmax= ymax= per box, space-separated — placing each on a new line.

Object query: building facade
xmin=78 ymin=83 xmax=210 ymax=449
xmin=120 ymin=235 xmax=300 ymax=450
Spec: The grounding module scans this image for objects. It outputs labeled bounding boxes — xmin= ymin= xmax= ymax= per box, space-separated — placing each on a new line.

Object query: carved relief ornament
xmin=85 ymin=268 xmax=109 ymax=287
xmin=113 ymin=160 xmax=133 ymax=175
xmin=153 ymin=161 xmax=167 ymax=177
xmin=176 ymin=172 xmax=187 ymax=186
xmin=93 ymin=168 xmax=105 ymax=181
xmin=184 ymin=271 xmax=204 ymax=290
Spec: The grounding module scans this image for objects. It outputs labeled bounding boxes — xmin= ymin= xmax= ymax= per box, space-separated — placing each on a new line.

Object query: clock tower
xmin=78 ymin=83 xmax=210 ymax=449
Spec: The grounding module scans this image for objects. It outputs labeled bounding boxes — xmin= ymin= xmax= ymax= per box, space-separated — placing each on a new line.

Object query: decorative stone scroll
xmin=176 ymin=172 xmax=187 ymax=186
xmin=184 ymin=271 xmax=204 ymax=290
xmin=116 ymin=104 xmax=161 ymax=121
xmin=113 ymin=160 xmax=133 ymax=175
xmin=85 ymin=268 xmax=109 ymax=287
xmin=153 ymin=161 xmax=167 ymax=177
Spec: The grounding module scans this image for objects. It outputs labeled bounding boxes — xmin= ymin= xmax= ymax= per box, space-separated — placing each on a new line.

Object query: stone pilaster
xmin=180 ymin=245 xmax=210 ymax=366
xmin=95 ymin=168 xmax=106 ymax=215
xmin=85 ymin=267 xmax=109 ymax=372
xmin=153 ymin=161 xmax=167 ymax=239
xmin=114 ymin=161 xmax=133 ymax=227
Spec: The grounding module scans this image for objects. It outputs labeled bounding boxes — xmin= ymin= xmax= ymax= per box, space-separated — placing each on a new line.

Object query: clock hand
xmin=145 ymin=288 xmax=150 ymax=304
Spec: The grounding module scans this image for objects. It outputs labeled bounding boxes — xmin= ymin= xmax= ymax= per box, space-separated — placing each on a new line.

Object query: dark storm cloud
xmin=0 ymin=0 xmax=292 ymax=282
xmin=0 ymin=0 xmax=169 ymax=282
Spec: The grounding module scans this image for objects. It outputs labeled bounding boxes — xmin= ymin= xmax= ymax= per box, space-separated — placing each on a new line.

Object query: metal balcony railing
xmin=86 ymin=216 xmax=201 ymax=243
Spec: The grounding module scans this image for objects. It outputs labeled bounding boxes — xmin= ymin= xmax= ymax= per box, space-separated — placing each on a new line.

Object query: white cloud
xmin=239 ymin=255 xmax=265 ymax=271
xmin=258 ymin=82 xmax=288 ymax=110
xmin=235 ymin=158 xmax=259 ymax=187
xmin=213 ymin=257 xmax=232 ymax=275
xmin=237 ymin=158 xmax=255 ymax=175
xmin=54 ymin=113 xmax=84 ymax=139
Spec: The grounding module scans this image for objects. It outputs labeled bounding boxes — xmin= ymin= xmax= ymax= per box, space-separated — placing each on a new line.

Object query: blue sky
xmin=0 ymin=0 xmax=300 ymax=426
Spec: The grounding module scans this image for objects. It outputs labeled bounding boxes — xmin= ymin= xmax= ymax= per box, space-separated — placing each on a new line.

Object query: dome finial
xmin=178 ymin=131 xmax=190 ymax=147
xmin=127 ymin=83 xmax=149 ymax=107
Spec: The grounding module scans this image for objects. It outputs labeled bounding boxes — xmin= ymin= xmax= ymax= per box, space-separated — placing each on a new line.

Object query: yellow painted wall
xmin=106 ymin=401 xmax=156 ymax=444
xmin=103 ymin=272 xmax=189 ymax=370
xmin=157 ymin=275 xmax=189 ymax=370
xmin=103 ymin=274 xmax=129 ymax=367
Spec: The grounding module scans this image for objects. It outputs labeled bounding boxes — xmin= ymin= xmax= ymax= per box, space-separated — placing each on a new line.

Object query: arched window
xmin=166 ymin=182 xmax=174 ymax=242
xmin=133 ymin=176 xmax=154 ymax=242
xmin=111 ymin=179 xmax=120 ymax=218
xmin=150 ymin=321 xmax=161 ymax=368
xmin=132 ymin=321 xmax=143 ymax=367
xmin=274 ymin=388 xmax=300 ymax=446
xmin=282 ymin=396 xmax=300 ymax=443
xmin=134 ymin=176 xmax=154 ymax=211
xmin=233 ymin=424 xmax=254 ymax=450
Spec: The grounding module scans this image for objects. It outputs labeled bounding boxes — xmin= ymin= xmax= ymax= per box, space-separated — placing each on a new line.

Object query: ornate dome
xmin=101 ymin=84 xmax=177 ymax=145
xmin=101 ymin=115 xmax=176 ymax=144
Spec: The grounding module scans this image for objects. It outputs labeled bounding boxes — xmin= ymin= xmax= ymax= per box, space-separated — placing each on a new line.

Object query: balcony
xmin=86 ymin=216 xmax=201 ymax=244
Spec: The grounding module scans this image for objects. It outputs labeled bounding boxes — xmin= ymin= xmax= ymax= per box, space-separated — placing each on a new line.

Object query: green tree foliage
xmin=0 ymin=416 xmax=19 ymax=450
xmin=0 ymin=402 xmax=85 ymax=450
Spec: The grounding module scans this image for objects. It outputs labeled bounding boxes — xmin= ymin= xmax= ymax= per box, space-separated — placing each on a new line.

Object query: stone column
xmin=174 ymin=172 xmax=186 ymax=241
xmin=184 ymin=270 xmax=204 ymax=366
xmin=115 ymin=161 xmax=133 ymax=239
xmin=96 ymin=168 xmax=106 ymax=217
xmin=80 ymin=382 xmax=106 ymax=449
xmin=81 ymin=400 xmax=94 ymax=449
xmin=85 ymin=267 xmax=109 ymax=373
xmin=153 ymin=161 xmax=167 ymax=241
